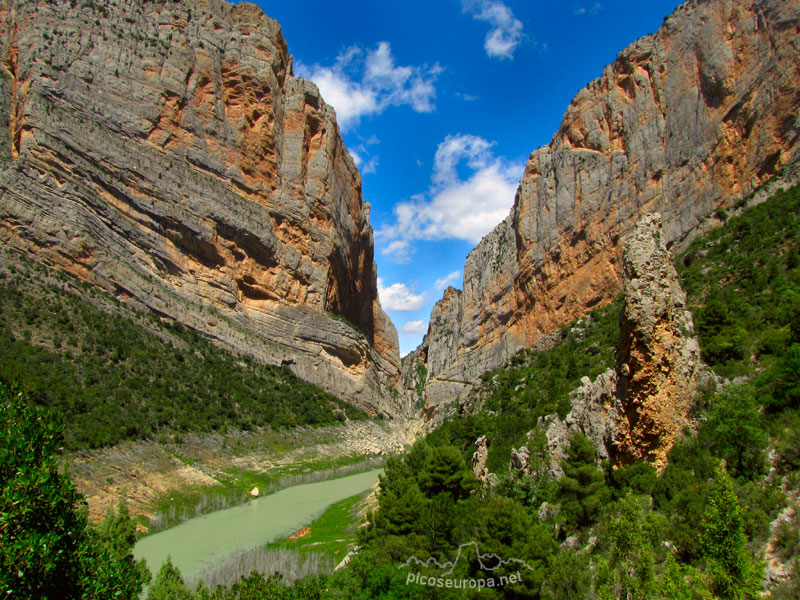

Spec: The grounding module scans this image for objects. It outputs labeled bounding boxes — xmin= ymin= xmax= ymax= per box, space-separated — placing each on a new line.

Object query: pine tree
xmin=146 ymin=557 xmax=195 ymax=600
xmin=555 ymin=433 xmax=611 ymax=532
xmin=700 ymin=463 xmax=763 ymax=600
xmin=596 ymin=495 xmax=657 ymax=600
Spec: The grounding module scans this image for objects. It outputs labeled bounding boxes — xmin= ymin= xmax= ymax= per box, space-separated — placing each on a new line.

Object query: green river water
xmin=133 ymin=468 xmax=382 ymax=580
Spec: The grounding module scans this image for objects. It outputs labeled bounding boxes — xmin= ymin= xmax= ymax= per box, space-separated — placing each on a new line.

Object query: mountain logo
xmin=398 ymin=541 xmax=534 ymax=589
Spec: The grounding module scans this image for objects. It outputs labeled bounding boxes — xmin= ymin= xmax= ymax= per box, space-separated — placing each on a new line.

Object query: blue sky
xmin=250 ymin=0 xmax=684 ymax=355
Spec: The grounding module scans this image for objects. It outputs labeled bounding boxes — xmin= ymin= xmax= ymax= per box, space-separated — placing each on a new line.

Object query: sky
xmin=248 ymin=0 xmax=684 ymax=355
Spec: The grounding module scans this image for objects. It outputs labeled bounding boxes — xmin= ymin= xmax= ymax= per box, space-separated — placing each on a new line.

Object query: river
xmin=133 ymin=468 xmax=382 ymax=581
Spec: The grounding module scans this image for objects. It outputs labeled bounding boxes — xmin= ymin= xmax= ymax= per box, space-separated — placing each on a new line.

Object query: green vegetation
xmin=269 ymin=182 xmax=797 ymax=598
xmin=0 ymin=257 xmax=367 ymax=449
xmin=678 ymin=185 xmax=800 ymax=378
xmin=700 ymin=464 xmax=763 ymax=600
xmin=0 ymin=383 xmax=148 ymax=598
xmin=414 ymin=357 xmax=427 ymax=408
xmin=266 ymin=491 xmax=369 ymax=563
xmin=146 ymin=566 xmax=328 ymax=600
xmin=292 ymin=424 xmax=777 ymax=598
xmin=554 ymin=433 xmax=612 ymax=532
xmin=5 ymin=180 xmax=800 ymax=598
xmin=147 ymin=558 xmax=197 ymax=600
xmin=426 ymin=296 xmax=620 ymax=473
xmin=480 ymin=296 xmax=620 ymax=419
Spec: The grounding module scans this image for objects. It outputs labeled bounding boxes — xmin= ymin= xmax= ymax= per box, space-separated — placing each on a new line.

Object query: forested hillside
xmin=279 ymin=183 xmax=797 ymax=599
xmin=0 ymin=252 xmax=368 ymax=450
xmin=2 ymin=186 xmax=799 ymax=599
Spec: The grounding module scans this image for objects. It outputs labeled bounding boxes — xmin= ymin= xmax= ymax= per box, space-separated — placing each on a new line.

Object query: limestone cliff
xmin=415 ymin=0 xmax=800 ymax=409
xmin=0 ymin=0 xmax=403 ymax=414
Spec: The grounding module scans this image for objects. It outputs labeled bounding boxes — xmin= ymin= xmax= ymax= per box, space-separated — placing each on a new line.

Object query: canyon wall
xmin=0 ymin=0 xmax=404 ymax=415
xmin=415 ymin=0 xmax=800 ymax=410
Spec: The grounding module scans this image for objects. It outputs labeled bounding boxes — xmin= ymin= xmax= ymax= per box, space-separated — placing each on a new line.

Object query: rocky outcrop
xmin=0 ymin=0 xmax=403 ymax=414
xmin=538 ymin=214 xmax=706 ymax=471
xmin=509 ymin=445 xmax=530 ymax=478
xmin=414 ymin=0 xmax=800 ymax=410
xmin=612 ymin=213 xmax=705 ymax=466
xmin=471 ymin=435 xmax=490 ymax=482
xmin=471 ymin=436 xmax=498 ymax=487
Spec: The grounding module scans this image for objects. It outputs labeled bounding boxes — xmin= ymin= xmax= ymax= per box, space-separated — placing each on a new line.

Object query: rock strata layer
xmin=0 ymin=0 xmax=403 ymax=414
xmin=414 ymin=0 xmax=800 ymax=410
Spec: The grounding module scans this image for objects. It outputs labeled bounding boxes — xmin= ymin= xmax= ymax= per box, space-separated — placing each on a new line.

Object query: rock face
xmin=414 ymin=0 xmax=800 ymax=410
xmin=0 ymin=0 xmax=403 ymax=414
xmin=539 ymin=214 xmax=706 ymax=471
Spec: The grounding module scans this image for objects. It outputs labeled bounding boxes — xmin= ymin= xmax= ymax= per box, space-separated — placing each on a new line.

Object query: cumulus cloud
xmin=462 ymin=0 xmax=523 ymax=59
xmin=378 ymin=134 xmax=522 ymax=262
xmin=377 ymin=278 xmax=425 ymax=311
xmin=382 ymin=239 xmax=412 ymax=264
xmin=401 ymin=320 xmax=428 ymax=335
xmin=435 ymin=271 xmax=462 ymax=290
xmin=296 ymin=43 xmax=441 ymax=130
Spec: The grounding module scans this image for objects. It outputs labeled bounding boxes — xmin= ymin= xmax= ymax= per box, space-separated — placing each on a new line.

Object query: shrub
xmin=0 ymin=382 xmax=148 ymax=598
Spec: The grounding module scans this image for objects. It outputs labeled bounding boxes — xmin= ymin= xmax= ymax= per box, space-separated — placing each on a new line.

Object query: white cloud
xmin=462 ymin=0 xmax=523 ymax=59
xmin=401 ymin=320 xmax=428 ymax=335
xmin=377 ymin=278 xmax=425 ymax=311
xmin=296 ymin=43 xmax=441 ymax=131
xmin=433 ymin=134 xmax=494 ymax=185
xmin=573 ymin=3 xmax=602 ymax=16
xmin=378 ymin=134 xmax=522 ymax=261
xmin=382 ymin=239 xmax=412 ymax=264
xmin=435 ymin=271 xmax=462 ymax=290
xmin=349 ymin=147 xmax=378 ymax=175
xmin=349 ymin=140 xmax=379 ymax=175
xmin=361 ymin=156 xmax=379 ymax=175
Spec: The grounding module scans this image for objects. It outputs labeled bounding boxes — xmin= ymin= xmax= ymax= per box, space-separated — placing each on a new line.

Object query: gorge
xmin=1 ymin=0 xmax=800 ymax=598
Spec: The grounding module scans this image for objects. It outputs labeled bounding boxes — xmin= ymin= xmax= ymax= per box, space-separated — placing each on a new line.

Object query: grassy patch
xmin=266 ymin=491 xmax=369 ymax=563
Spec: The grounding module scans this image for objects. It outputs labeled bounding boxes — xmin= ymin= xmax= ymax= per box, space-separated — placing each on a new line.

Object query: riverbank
xmin=66 ymin=418 xmax=420 ymax=530
xmin=133 ymin=469 xmax=384 ymax=584
xmin=195 ymin=489 xmax=374 ymax=589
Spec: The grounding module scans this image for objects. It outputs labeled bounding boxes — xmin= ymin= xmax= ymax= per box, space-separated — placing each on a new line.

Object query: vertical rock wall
xmin=0 ymin=0 xmax=403 ymax=414
xmin=540 ymin=214 xmax=707 ymax=473
xmin=416 ymin=0 xmax=800 ymax=410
